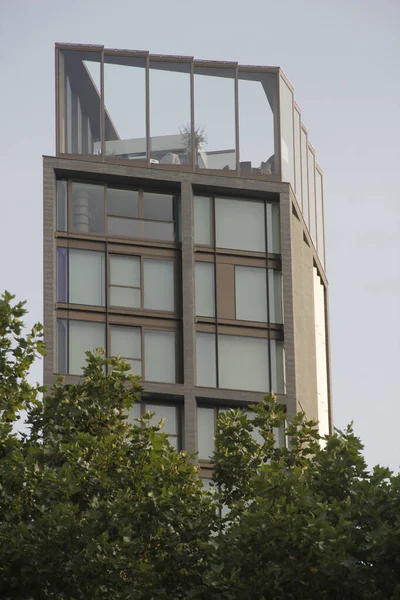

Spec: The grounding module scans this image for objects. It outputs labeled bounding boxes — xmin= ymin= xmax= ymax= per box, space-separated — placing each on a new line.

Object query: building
xmin=43 ymin=43 xmax=332 ymax=479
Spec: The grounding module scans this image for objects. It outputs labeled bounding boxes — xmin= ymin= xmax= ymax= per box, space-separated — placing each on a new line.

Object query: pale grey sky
xmin=1 ymin=0 xmax=399 ymax=469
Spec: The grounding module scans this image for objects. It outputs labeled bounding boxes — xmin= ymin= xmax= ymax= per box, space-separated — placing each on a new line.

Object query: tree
xmin=1 ymin=291 xmax=400 ymax=599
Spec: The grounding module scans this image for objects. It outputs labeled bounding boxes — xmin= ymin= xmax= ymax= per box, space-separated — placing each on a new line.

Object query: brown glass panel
xmin=216 ymin=263 xmax=235 ymax=320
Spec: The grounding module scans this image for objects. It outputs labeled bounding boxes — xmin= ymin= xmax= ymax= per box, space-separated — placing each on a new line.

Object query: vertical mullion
xmin=55 ymin=47 xmax=60 ymax=155
xmin=212 ymin=195 xmax=219 ymax=388
xmin=141 ymin=327 xmax=145 ymax=381
xmin=140 ymin=256 xmax=144 ymax=309
xmin=234 ymin=66 xmax=240 ymax=173
xmin=146 ymin=57 xmax=150 ymax=166
xmin=100 ymin=48 xmax=105 ymax=158
xmin=190 ymin=59 xmax=195 ymax=170
xmin=264 ymin=202 xmax=272 ymax=393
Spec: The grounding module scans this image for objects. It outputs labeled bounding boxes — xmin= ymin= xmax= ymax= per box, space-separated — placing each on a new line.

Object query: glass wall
xmin=150 ymin=61 xmax=191 ymax=166
xmin=104 ymin=54 xmax=146 ymax=161
xmin=238 ymin=71 xmax=278 ymax=176
xmin=194 ymin=66 xmax=236 ymax=171
xmin=279 ymin=76 xmax=295 ymax=191
xmin=300 ymin=128 xmax=309 ymax=228
xmin=58 ymin=49 xmax=102 ymax=156
xmin=315 ymin=168 xmax=325 ymax=267
xmin=293 ymin=107 xmax=302 ymax=208
xmin=308 ymin=147 xmax=317 ymax=247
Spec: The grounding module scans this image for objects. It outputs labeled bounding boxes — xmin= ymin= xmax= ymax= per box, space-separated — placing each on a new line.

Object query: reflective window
xmin=56 ymin=180 xmax=67 ymax=231
xmin=72 ymin=182 xmax=105 ymax=234
xmin=104 ymin=54 xmax=146 ymax=161
xmin=110 ymin=326 xmax=142 ymax=376
xmin=194 ymin=196 xmax=211 ymax=245
xmin=57 ymin=319 xmax=106 ymax=375
xmin=315 ymin=169 xmax=325 ymax=267
xmin=279 ymin=77 xmax=295 ymax=190
xmin=218 ymin=335 xmax=269 ymax=392
xmin=144 ymin=330 xmax=176 ymax=383
xmin=108 ymin=187 xmax=139 ymax=218
xmin=239 ymin=71 xmax=278 ymax=176
xmin=143 ymin=259 xmax=175 ymax=312
xmin=266 ymin=202 xmax=281 ymax=253
xmin=300 ymin=128 xmax=309 ymax=227
xmin=268 ymin=270 xmax=283 ymax=324
xmin=150 ymin=61 xmax=191 ymax=166
xmin=58 ymin=49 xmax=101 ymax=156
xmin=215 ymin=197 xmax=265 ymax=252
xmin=308 ymin=148 xmax=317 ymax=246
xmin=235 ymin=266 xmax=267 ymax=322
xmin=293 ymin=108 xmax=302 ymax=207
xmin=270 ymin=339 xmax=285 ymax=394
xmin=196 ymin=332 xmax=216 ymax=387
xmin=194 ymin=66 xmax=236 ymax=171
xmin=143 ymin=192 xmax=174 ymax=221
xmin=110 ymin=255 xmax=141 ymax=308
xmin=57 ymin=248 xmax=105 ymax=306
xmin=195 ymin=262 xmax=215 ymax=317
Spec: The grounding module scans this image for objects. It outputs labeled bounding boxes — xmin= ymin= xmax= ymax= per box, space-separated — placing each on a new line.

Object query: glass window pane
xmin=218 ymin=335 xmax=269 ymax=392
xmin=279 ymin=77 xmax=295 ymax=190
xmin=247 ymin=410 xmax=264 ymax=446
xmin=268 ymin=270 xmax=283 ymax=324
xmin=301 ymin=129 xmax=309 ymax=227
xmin=144 ymin=260 xmax=175 ymax=312
xmin=104 ymin=55 xmax=146 ymax=161
xmin=110 ymin=326 xmax=141 ymax=359
xmin=196 ymin=333 xmax=216 ymax=387
xmin=149 ymin=61 xmax=191 ymax=166
xmin=194 ymin=196 xmax=211 ymax=245
xmin=235 ymin=266 xmax=267 ymax=322
xmin=308 ymin=148 xmax=316 ymax=246
xmin=108 ymin=216 xmax=140 ymax=238
xmin=57 ymin=319 xmax=68 ymax=373
xmin=270 ymin=339 xmax=285 ymax=394
xmin=143 ymin=192 xmax=174 ymax=221
xmin=266 ymin=202 xmax=280 ymax=253
xmin=72 ymin=182 xmax=104 ymax=234
xmin=197 ymin=407 xmax=215 ymax=459
xmin=110 ymin=255 xmax=140 ymax=287
xmin=146 ymin=404 xmax=178 ymax=436
xmin=58 ymin=50 xmax=101 ymax=156
xmin=316 ymin=169 xmax=325 ymax=267
xmin=144 ymin=330 xmax=176 ymax=383
xmin=142 ymin=220 xmax=174 ymax=241
xmin=195 ymin=262 xmax=215 ymax=317
xmin=57 ymin=248 xmax=68 ymax=303
xmin=238 ymin=71 xmax=278 ymax=176
xmin=294 ymin=108 xmax=302 ymax=207
xmin=127 ymin=403 xmax=142 ymax=423
xmin=56 ymin=180 xmax=67 ymax=231
xmin=194 ymin=66 xmax=236 ymax=171
xmin=110 ymin=287 xmax=141 ymax=309
xmin=69 ymin=249 xmax=105 ymax=306
xmin=215 ymin=197 xmax=265 ymax=252
xmin=107 ymin=188 xmax=139 ymax=218
xmin=69 ymin=321 xmax=105 ymax=375
xmin=124 ymin=359 xmax=142 ymax=376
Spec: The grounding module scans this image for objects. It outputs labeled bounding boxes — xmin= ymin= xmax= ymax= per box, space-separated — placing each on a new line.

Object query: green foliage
xmin=1 ymin=292 xmax=400 ymax=599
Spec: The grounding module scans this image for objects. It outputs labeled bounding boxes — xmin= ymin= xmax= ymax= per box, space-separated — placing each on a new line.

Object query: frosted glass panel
xmin=110 ymin=326 xmax=141 ymax=359
xmin=196 ymin=333 xmax=216 ymax=387
xmin=144 ymin=330 xmax=176 ymax=383
xmin=266 ymin=203 xmax=280 ymax=253
xmin=198 ymin=407 xmax=215 ymax=459
xmin=144 ymin=260 xmax=175 ymax=311
xmin=218 ymin=335 xmax=269 ymax=392
xmin=268 ymin=270 xmax=283 ymax=324
xmin=270 ymin=339 xmax=285 ymax=394
xmin=110 ymin=287 xmax=141 ymax=308
xmin=69 ymin=321 xmax=105 ymax=375
xmin=110 ymin=255 xmax=140 ymax=287
xmin=69 ymin=250 xmax=105 ymax=306
xmin=215 ymin=198 xmax=265 ymax=252
xmin=194 ymin=196 xmax=211 ymax=245
xmin=235 ymin=266 xmax=267 ymax=322
xmin=195 ymin=262 xmax=215 ymax=317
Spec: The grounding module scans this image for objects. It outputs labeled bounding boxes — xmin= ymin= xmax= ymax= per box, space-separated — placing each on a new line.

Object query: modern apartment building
xmin=43 ymin=43 xmax=332 ymax=478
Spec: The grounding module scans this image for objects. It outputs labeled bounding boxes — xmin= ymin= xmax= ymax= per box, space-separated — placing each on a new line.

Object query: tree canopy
xmin=1 ymin=291 xmax=400 ymax=599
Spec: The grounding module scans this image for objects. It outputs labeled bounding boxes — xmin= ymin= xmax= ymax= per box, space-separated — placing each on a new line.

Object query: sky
xmin=0 ymin=0 xmax=399 ymax=470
